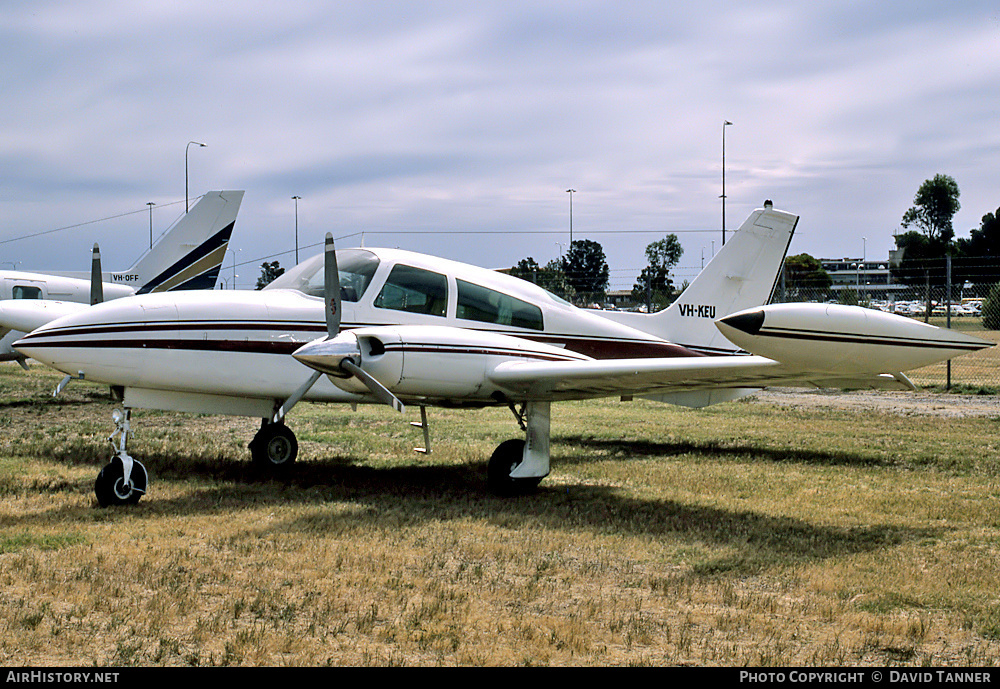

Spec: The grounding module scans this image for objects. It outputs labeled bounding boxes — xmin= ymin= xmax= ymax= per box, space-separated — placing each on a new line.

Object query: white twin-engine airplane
xmin=0 ymin=190 xmax=243 ymax=365
xmin=13 ymin=202 xmax=993 ymax=506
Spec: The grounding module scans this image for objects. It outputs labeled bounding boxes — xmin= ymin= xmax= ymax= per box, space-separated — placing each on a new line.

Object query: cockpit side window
xmin=263 ymin=249 xmax=379 ymax=302
xmin=12 ymin=285 xmax=42 ymax=300
xmin=374 ymin=265 xmax=448 ymax=317
xmin=456 ymin=279 xmax=544 ymax=330
xmin=336 ymin=252 xmax=380 ymax=303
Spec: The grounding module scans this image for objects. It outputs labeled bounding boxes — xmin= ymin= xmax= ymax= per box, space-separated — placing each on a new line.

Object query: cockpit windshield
xmin=264 ymin=249 xmax=380 ymax=302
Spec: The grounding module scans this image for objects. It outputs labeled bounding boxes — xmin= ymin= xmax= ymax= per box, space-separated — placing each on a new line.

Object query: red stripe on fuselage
xmin=18 ymin=319 xmax=703 ymax=360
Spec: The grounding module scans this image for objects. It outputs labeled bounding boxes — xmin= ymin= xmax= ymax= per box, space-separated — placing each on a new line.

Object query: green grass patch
xmin=0 ymin=531 xmax=87 ymax=554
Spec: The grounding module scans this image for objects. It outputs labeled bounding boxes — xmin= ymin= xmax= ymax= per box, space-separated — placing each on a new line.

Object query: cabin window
xmin=12 ymin=286 xmax=42 ymax=300
xmin=374 ymin=265 xmax=448 ymax=317
xmin=456 ymin=279 xmax=544 ymax=330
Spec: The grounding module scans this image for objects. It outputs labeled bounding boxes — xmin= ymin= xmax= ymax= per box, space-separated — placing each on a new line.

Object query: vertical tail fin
xmin=131 ymin=190 xmax=244 ymax=293
xmin=599 ymin=203 xmax=797 ymax=354
xmin=659 ymin=203 xmax=797 ymax=354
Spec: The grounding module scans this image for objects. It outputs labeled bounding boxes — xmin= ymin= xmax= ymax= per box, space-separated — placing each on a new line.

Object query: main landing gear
xmin=243 ymin=402 xmax=553 ymax=496
xmin=487 ymin=401 xmax=551 ymax=496
xmin=248 ymin=420 xmax=299 ymax=469
xmin=94 ymin=408 xmax=147 ymax=507
xmin=244 ymin=403 xmax=553 ymax=496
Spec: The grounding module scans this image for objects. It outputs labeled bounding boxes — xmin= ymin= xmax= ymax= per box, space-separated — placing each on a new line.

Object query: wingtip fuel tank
xmin=716 ymin=303 xmax=994 ymax=374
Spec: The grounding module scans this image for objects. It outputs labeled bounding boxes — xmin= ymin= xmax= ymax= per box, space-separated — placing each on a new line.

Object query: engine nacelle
xmin=716 ymin=303 xmax=992 ymax=373
xmin=293 ymin=325 xmax=590 ymax=403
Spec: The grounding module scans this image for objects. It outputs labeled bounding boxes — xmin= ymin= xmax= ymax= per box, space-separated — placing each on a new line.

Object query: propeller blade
xmin=341 ymin=359 xmax=405 ymax=413
xmin=272 ymin=370 xmax=323 ymax=424
xmin=90 ymin=243 xmax=104 ymax=305
xmin=324 ymin=233 xmax=341 ymax=338
xmin=273 ymin=237 xmax=348 ymax=425
xmin=285 ymin=241 xmax=402 ymax=419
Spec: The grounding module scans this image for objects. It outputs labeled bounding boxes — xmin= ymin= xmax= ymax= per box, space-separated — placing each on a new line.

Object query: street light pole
xmin=225 ymin=248 xmax=240 ymax=290
xmin=722 ymin=121 xmax=732 ymax=246
xmin=566 ymin=189 xmax=576 ymax=246
xmin=862 ymin=236 xmax=866 ymax=303
xmin=292 ymin=196 xmax=301 ymax=264
xmin=147 ymin=202 xmax=155 ymax=249
xmin=185 ymin=141 xmax=206 ymax=213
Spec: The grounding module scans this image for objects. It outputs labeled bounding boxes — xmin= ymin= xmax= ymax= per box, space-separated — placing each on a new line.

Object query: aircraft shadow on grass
xmin=553 ymin=434 xmax=894 ymax=469
xmin=5 ymin=446 xmax=942 ymax=575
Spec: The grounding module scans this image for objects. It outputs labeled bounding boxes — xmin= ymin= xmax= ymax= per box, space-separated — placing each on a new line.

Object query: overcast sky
xmin=2 ymin=1 xmax=998 ymax=290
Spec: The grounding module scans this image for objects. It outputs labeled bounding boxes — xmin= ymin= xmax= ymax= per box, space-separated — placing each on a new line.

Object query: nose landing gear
xmin=95 ymin=408 xmax=147 ymax=507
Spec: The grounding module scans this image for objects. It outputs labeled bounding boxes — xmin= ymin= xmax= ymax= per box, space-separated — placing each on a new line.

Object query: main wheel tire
xmin=487 ymin=439 xmax=541 ymax=496
xmin=94 ymin=458 xmax=148 ymax=507
xmin=250 ymin=423 xmax=298 ymax=470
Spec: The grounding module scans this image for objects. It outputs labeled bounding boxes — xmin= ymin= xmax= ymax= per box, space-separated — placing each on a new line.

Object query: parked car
xmin=932 ymin=304 xmax=975 ymax=316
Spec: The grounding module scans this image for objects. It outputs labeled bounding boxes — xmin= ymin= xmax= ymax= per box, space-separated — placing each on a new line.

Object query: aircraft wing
xmin=285 ymin=302 xmax=990 ymax=410
xmin=489 ymin=301 xmax=994 ymax=403
xmin=487 ymin=354 xmax=913 ymax=402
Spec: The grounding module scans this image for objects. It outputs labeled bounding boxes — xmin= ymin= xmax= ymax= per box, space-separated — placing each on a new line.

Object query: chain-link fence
xmin=766 ymin=286 xmax=998 ymax=391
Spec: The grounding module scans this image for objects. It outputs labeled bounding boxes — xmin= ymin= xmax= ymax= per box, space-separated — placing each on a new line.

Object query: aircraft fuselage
xmin=15 ymin=247 xmax=697 ymax=416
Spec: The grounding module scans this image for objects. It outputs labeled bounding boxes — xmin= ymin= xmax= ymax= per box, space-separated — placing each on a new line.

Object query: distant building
xmin=605 ymin=290 xmax=635 ymax=309
xmin=819 ymin=252 xmax=907 ymax=300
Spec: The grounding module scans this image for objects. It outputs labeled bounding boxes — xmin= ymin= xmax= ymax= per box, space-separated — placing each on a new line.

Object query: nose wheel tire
xmin=249 ymin=422 xmax=298 ymax=469
xmin=95 ymin=457 xmax=148 ymax=507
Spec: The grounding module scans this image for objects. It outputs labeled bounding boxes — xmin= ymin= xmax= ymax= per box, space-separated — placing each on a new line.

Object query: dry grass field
xmin=905 ymin=319 xmax=1000 ymax=389
xmin=1 ymin=363 xmax=999 ymax=667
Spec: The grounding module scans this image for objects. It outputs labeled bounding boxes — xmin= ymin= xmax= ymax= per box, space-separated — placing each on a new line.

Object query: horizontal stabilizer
xmin=0 ymin=300 xmax=89 ymax=334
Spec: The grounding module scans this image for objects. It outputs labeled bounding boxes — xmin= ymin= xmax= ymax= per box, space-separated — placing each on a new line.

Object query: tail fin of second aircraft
xmin=600 ymin=203 xmax=797 ymax=355
xmin=130 ymin=190 xmax=244 ymax=293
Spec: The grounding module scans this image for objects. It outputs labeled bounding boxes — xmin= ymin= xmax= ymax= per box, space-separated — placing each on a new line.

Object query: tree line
xmin=508 ymin=235 xmax=684 ymax=309
xmin=893 ymin=174 xmax=1000 ymax=292
xmin=763 ymin=174 xmax=1000 ymax=327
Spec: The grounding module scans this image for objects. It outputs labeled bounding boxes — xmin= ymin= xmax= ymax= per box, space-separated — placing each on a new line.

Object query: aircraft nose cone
xmin=718 ymin=309 xmax=765 ymax=335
